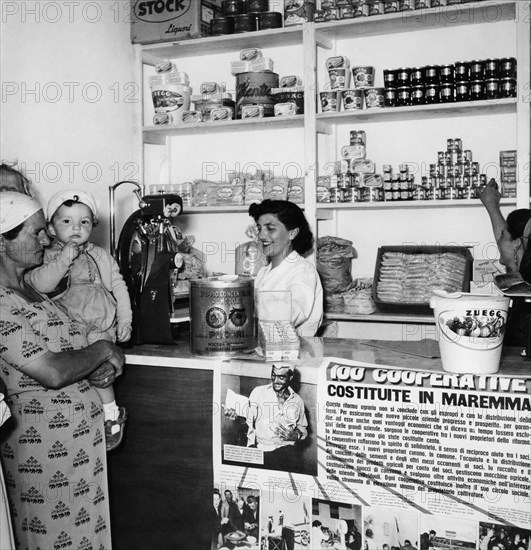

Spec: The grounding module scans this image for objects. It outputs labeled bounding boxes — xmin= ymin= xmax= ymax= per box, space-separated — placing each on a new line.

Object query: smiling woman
xmin=248 ymin=199 xmax=323 ymax=337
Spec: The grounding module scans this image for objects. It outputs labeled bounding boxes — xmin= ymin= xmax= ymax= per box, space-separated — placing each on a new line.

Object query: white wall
xmin=1 ymin=0 xmax=138 ymax=248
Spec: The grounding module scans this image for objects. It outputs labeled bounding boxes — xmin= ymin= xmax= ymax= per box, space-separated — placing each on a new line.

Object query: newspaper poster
xmin=211 ymin=357 xmax=531 ymax=550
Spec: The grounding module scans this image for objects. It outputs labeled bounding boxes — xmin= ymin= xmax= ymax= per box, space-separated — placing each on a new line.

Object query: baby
xmin=27 ymin=190 xmax=132 ymax=451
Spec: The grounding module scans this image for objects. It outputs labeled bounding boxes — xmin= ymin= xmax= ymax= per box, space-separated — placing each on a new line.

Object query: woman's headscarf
xmin=0 ymin=191 xmax=42 ymax=234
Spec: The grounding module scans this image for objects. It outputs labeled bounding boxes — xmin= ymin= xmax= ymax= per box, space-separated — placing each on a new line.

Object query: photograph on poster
xmin=220 ymin=366 xmax=317 ymax=476
xmin=418 ymin=515 xmax=475 ymax=550
xmin=363 ymin=508 xmax=419 ymax=550
xmin=212 ymin=485 xmax=261 ymax=550
xmin=260 ymin=492 xmax=312 ymax=550
xmin=312 ymin=498 xmax=363 ymax=550
xmin=478 ymin=522 xmax=531 ymax=550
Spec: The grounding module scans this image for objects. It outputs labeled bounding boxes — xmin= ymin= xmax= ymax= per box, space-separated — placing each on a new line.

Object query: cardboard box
xmin=372 ymin=246 xmax=473 ymax=314
xmin=473 ymin=259 xmax=504 ymax=282
xmin=131 ymin=0 xmax=222 ymax=44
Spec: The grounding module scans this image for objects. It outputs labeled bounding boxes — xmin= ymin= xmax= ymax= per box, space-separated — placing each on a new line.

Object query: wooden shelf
xmin=324 ymin=311 xmax=435 ymax=323
xmin=315 ymin=0 xmax=517 ymax=42
xmin=316 ymin=98 xmax=517 ymax=128
xmin=141 ymin=26 xmax=304 ymax=64
xmin=143 ymin=115 xmax=304 ymax=144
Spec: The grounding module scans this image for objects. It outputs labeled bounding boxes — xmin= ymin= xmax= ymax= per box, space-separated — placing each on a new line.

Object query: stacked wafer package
xmin=373 ymin=247 xmax=473 ymax=312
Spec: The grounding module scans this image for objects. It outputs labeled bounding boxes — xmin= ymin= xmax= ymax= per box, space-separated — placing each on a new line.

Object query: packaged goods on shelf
xmin=287 ymin=178 xmax=304 ymax=204
xmin=131 ymin=0 xmax=222 ymax=43
xmin=258 ymin=320 xmax=300 ymax=361
xmin=264 ymin=177 xmax=289 ymax=201
xmin=241 ymin=105 xmax=265 ymax=119
xmin=244 ymin=176 xmax=265 ymax=205
xmin=240 ymin=48 xmax=263 ymax=62
xmin=235 ymin=71 xmax=279 ymax=118
xmin=473 ymin=259 xmax=504 ymax=283
xmin=280 ymin=75 xmax=303 ymax=88
xmin=274 ymin=102 xmax=298 ymax=116
xmin=149 ymin=70 xmax=191 ymax=122
xmin=500 ymin=150 xmax=517 ymax=198
xmin=192 ymin=90 xmax=235 ymax=122
xmin=284 ymin=0 xmax=316 ymax=26
xmin=271 ymin=86 xmax=305 ymax=115
xmin=210 ymin=107 xmax=234 ymax=121
xmin=180 ymin=110 xmax=203 ymax=123
xmin=342 ymin=279 xmax=376 ymax=315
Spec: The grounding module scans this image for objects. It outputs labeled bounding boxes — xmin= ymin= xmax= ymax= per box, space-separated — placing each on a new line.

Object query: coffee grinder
xmin=109 ymin=181 xmax=185 ymax=345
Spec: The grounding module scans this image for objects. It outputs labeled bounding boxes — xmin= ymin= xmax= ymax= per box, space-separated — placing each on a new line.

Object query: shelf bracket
xmin=316 ymin=120 xmax=332 ymax=135
xmin=315 ymin=30 xmax=333 ymax=50
xmin=316 ymin=208 xmax=335 ymax=220
xmin=142 ymin=52 xmax=164 ymax=67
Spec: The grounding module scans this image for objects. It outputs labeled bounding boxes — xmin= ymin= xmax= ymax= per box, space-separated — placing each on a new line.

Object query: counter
xmin=107 ymin=332 xmax=530 ymax=550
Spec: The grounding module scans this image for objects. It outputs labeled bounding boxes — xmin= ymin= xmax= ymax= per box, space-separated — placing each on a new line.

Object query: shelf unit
xmin=135 ymin=0 xmax=530 ymax=329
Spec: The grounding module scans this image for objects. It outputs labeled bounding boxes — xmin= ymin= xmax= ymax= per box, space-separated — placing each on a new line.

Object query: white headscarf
xmin=0 ymin=191 xmax=42 ymax=234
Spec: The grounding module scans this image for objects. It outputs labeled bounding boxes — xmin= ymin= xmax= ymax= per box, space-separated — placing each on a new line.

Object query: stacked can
xmin=383 ymin=57 xmax=516 ymax=107
xmin=382 ymin=164 xmax=415 ymax=201
xmin=211 ymin=0 xmax=282 ymax=36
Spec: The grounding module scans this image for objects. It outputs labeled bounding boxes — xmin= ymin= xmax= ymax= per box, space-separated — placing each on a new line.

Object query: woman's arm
xmin=19 ymin=340 xmax=124 ymax=390
xmin=479 ymin=178 xmax=507 ymax=242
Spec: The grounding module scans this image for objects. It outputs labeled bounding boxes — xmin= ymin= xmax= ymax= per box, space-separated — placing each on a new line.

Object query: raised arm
xmin=479 ymin=178 xmax=507 ymax=242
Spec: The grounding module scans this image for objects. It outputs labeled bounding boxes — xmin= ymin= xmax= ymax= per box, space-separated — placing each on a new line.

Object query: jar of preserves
xmin=469 ymin=80 xmax=485 ymax=101
xmin=411 ymin=85 xmax=425 ymax=105
xmin=455 ymin=81 xmax=469 ymax=102
xmin=424 ymin=65 xmax=440 ymax=85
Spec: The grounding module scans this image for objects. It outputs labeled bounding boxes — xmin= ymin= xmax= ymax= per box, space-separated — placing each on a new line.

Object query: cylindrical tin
xmin=233 ymin=13 xmax=258 ymax=32
xmin=364 ymin=87 xmax=386 ymax=108
xmin=369 ymin=0 xmax=385 ymax=16
xmin=396 ymin=67 xmax=411 ymax=87
xmin=454 ymin=61 xmax=470 ymax=82
xmin=258 ymin=11 xmax=284 ymax=29
xmin=431 ymin=0 xmax=447 ymax=6
xmin=410 ymin=67 xmax=424 ymax=86
xmin=324 ymin=7 xmax=339 ymax=20
xmin=424 ymin=65 xmax=440 ymax=85
xmin=411 ymin=85 xmax=425 ymax=105
xmin=222 ymin=0 xmax=246 ymax=16
xmin=455 ymin=81 xmax=469 ymax=102
xmin=342 ymin=89 xmax=364 ymax=110
xmin=236 ymin=71 xmax=279 ymax=118
xmin=384 ymin=87 xmax=397 ymax=107
xmin=384 ymin=0 xmax=400 ymax=12
xmin=352 ymin=66 xmax=375 ymax=88
xmin=383 ymin=69 xmax=398 ymax=88
xmin=425 ymin=84 xmax=440 ymax=104
xmin=397 ymin=86 xmax=411 ymax=107
xmin=485 ymin=78 xmax=500 ymax=99
xmin=340 ymin=6 xmax=355 ymax=18
xmin=415 ymin=0 xmax=431 ymax=7
xmin=470 ymin=60 xmax=484 ymax=81
xmin=350 ymin=130 xmax=366 ymax=145
xmin=354 ymin=0 xmax=370 ymax=16
xmin=440 ymin=83 xmax=454 ymax=103
xmin=399 ymin=0 xmax=415 ymax=10
xmin=500 ymin=57 xmax=517 ymax=78
xmin=500 ymin=78 xmax=517 ymax=98
xmin=484 ymin=59 xmax=500 ymax=79
xmin=210 ymin=16 xmax=235 ymax=35
xmin=440 ymin=64 xmax=454 ymax=83
xmin=320 ymin=90 xmax=341 ymax=112
xmin=247 ymin=0 xmax=269 ymax=12
xmin=469 ymin=80 xmax=486 ymax=101
xmin=190 ymin=277 xmax=255 ymax=357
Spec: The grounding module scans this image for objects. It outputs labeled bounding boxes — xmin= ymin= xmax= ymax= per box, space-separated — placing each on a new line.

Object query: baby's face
xmin=50 ymin=202 xmax=94 ymax=246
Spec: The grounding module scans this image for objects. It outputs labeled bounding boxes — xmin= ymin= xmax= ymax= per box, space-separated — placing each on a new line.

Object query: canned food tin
xmin=429 ymin=164 xmax=439 ymax=177
xmin=383 ymin=69 xmax=398 ymax=88
xmin=424 ymin=65 xmax=440 ymax=85
xmin=410 ymin=67 xmax=424 ymax=86
xmin=210 ymin=16 xmax=235 ymax=35
xmin=397 ymin=67 xmax=411 ymax=87
xmin=353 ymin=1 xmax=370 ymax=16
xmin=384 ymin=0 xmax=400 ymax=12
xmin=484 ymin=59 xmax=501 ymax=79
xmin=247 ymin=0 xmax=269 ymax=11
xmin=369 ymin=0 xmax=385 ymax=15
xmin=430 ymin=0 xmax=447 ymax=6
xmin=258 ymin=11 xmax=284 ymax=29
xmin=342 ymin=89 xmax=364 ymax=110
xmin=470 ymin=60 xmax=484 ymax=81
xmin=412 ymin=186 xmax=427 ymax=200
xmin=425 ymin=84 xmax=440 ymax=104
xmin=364 ymin=87 xmax=386 ymax=108
xmin=500 ymin=78 xmax=517 ymax=98
xmin=397 ymin=86 xmax=411 ymax=107
xmin=440 ymin=64 xmax=454 ymax=83
xmin=180 ymin=110 xmax=202 ymax=123
xmin=411 ymin=85 xmax=425 ymax=105
xmin=340 ymin=6 xmax=355 ymax=18
xmin=233 ymin=14 xmax=257 ymax=33
xmin=399 ymin=0 xmax=415 ymax=10
xmin=241 ymin=104 xmax=265 ymax=119
xmin=210 ymin=107 xmax=234 ymax=121
xmin=500 ymin=57 xmax=517 ymax=78
xmin=153 ymin=113 xmax=173 ymax=125
xmin=480 ymin=174 xmax=488 ymax=186
xmin=384 ymin=87 xmax=397 ymax=107
xmin=463 ymin=150 xmax=472 ymax=163
xmin=454 ymin=61 xmax=470 ymax=82
xmin=324 ymin=7 xmax=339 ymax=20
xmin=350 ymin=130 xmax=366 ymax=145
xmin=470 ymin=80 xmax=486 ymax=101
xmin=455 ymin=81 xmax=469 ymax=102
xmin=222 ymin=0 xmax=246 ymax=16
xmin=485 ymin=79 xmax=500 ymax=99
xmin=337 ymin=174 xmax=352 ymax=188
xmin=314 ymin=9 xmax=326 ymax=22
xmin=440 ymin=83 xmax=454 ymax=103
xmin=342 ymin=188 xmax=354 ymax=202
xmin=352 ymin=66 xmax=375 ymax=88
xmin=415 ymin=0 xmax=431 ymax=7
xmin=330 ymin=188 xmax=344 ymax=202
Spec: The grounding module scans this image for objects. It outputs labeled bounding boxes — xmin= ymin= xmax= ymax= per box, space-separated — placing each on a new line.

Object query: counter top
xmin=124 ymin=329 xmax=531 ymax=378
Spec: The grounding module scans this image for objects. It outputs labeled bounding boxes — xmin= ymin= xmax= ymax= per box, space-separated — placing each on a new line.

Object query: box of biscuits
xmin=372 ymin=246 xmax=473 ymax=314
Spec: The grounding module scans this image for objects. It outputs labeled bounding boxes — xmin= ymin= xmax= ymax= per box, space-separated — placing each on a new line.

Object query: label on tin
xmin=274 ymin=102 xmax=297 ymax=116
xmin=280 ymin=75 xmax=303 ymax=88
xmin=240 ymin=48 xmax=263 ymax=62
xmin=241 ymin=105 xmax=264 ymax=119
xmin=341 ymin=145 xmax=366 ymax=160
xmin=210 ymin=107 xmax=234 ymax=121
xmin=200 ymin=82 xmax=221 ymax=95
xmin=155 ymin=61 xmax=175 ymax=73
xmin=153 ymin=113 xmax=173 ymax=125
xmin=152 ymin=89 xmax=186 ymax=113
xmin=326 ymin=56 xmax=350 ymax=70
xmin=180 ymin=110 xmax=202 ymax=123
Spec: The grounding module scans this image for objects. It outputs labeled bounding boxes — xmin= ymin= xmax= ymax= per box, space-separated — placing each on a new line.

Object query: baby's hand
xmin=117 ymin=323 xmax=132 ymax=343
xmin=61 ymin=241 xmax=80 ymax=264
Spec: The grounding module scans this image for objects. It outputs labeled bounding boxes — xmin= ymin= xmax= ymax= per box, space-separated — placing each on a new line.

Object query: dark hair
xmin=0 ymin=164 xmax=32 ymax=195
xmin=248 ymin=199 xmax=314 ymax=255
xmin=507 ymin=209 xmax=531 ymax=239
xmin=2 ymin=221 xmax=25 ymax=240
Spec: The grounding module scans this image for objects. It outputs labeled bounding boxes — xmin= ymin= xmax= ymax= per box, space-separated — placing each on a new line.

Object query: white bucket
xmin=149 ymin=74 xmax=191 ymax=118
xmin=430 ymin=290 xmax=510 ymax=374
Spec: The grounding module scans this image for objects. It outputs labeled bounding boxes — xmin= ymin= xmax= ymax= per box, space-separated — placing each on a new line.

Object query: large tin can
xmin=236 ymin=71 xmax=279 ymax=118
xmin=190 ymin=276 xmax=256 ymax=357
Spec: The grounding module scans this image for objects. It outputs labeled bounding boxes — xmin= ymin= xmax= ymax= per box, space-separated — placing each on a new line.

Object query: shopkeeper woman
xmin=249 ymin=199 xmax=323 ymax=337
